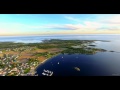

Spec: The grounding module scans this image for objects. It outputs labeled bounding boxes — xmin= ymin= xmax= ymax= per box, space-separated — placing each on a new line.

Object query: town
xmin=0 ymin=40 xmax=108 ymax=76
xmin=0 ymin=53 xmax=39 ymax=76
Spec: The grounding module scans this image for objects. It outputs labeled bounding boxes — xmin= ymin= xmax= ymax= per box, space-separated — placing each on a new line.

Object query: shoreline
xmin=0 ymin=39 xmax=110 ymax=44
xmin=0 ymin=39 xmax=110 ymax=76
xmin=34 ymin=53 xmax=60 ymax=73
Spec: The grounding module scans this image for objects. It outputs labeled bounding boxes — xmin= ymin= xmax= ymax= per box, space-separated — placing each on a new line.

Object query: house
xmin=0 ymin=51 xmax=2 ymax=54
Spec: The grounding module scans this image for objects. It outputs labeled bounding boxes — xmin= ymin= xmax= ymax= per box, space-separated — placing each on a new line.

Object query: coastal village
xmin=0 ymin=43 xmax=62 ymax=76
xmin=0 ymin=47 xmax=39 ymax=76
xmin=0 ymin=40 xmax=108 ymax=76
xmin=0 ymin=14 xmax=119 ymax=76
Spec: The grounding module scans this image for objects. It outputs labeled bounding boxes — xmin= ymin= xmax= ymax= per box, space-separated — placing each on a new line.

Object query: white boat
xmin=42 ymin=69 xmax=53 ymax=76
xmin=58 ymin=62 xmax=59 ymax=64
xmin=43 ymin=69 xmax=47 ymax=72
xmin=46 ymin=74 xmax=49 ymax=76
xmin=49 ymin=72 xmax=53 ymax=76
xmin=42 ymin=72 xmax=46 ymax=75
xmin=46 ymin=70 xmax=49 ymax=73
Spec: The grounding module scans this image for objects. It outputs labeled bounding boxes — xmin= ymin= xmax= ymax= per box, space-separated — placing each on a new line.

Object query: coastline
xmin=35 ymin=53 xmax=60 ymax=71
xmin=0 ymin=39 xmax=111 ymax=76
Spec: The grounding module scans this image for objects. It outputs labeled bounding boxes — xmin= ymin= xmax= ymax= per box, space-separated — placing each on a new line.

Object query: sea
xmin=0 ymin=34 xmax=120 ymax=76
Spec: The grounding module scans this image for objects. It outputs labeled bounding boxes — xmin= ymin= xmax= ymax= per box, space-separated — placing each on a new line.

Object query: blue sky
xmin=0 ymin=14 xmax=120 ymax=35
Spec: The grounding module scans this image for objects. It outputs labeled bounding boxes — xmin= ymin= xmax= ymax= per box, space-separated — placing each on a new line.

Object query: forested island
xmin=0 ymin=39 xmax=109 ymax=76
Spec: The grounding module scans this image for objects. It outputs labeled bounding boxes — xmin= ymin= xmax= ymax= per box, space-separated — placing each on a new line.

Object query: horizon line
xmin=0 ymin=33 xmax=120 ymax=36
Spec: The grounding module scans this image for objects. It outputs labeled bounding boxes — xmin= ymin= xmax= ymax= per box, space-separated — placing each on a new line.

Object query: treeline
xmin=0 ymin=39 xmax=95 ymax=49
xmin=42 ymin=39 xmax=95 ymax=44
xmin=0 ymin=42 xmax=27 ymax=49
xmin=61 ymin=47 xmax=107 ymax=55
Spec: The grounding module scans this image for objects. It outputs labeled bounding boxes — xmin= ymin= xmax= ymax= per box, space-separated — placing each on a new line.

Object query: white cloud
xmin=64 ymin=16 xmax=81 ymax=22
xmin=100 ymin=15 xmax=120 ymax=24
xmin=83 ymin=21 xmax=102 ymax=29
xmin=1 ymin=14 xmax=120 ymax=35
xmin=64 ymin=15 xmax=120 ymax=32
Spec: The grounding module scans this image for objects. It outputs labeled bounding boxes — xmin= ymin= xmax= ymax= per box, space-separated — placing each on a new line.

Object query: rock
xmin=74 ymin=67 xmax=80 ymax=71
xmin=110 ymin=51 xmax=114 ymax=52
xmin=89 ymin=45 xmax=96 ymax=46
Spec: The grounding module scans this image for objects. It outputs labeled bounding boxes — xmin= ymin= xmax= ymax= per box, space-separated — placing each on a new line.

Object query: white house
xmin=0 ymin=51 xmax=2 ymax=54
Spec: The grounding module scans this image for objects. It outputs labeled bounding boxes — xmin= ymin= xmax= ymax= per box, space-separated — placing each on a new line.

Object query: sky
xmin=0 ymin=14 xmax=120 ymax=36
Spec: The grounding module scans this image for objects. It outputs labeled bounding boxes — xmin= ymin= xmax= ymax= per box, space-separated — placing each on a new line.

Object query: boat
xmin=42 ymin=69 xmax=53 ymax=76
xmin=43 ymin=69 xmax=47 ymax=72
xmin=42 ymin=72 xmax=46 ymax=75
xmin=49 ymin=72 xmax=53 ymax=76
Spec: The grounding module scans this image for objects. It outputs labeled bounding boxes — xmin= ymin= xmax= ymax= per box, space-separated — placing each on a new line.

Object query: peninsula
xmin=0 ymin=39 xmax=108 ymax=76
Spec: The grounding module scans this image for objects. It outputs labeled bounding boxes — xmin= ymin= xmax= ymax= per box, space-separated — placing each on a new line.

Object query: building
xmin=0 ymin=51 xmax=2 ymax=54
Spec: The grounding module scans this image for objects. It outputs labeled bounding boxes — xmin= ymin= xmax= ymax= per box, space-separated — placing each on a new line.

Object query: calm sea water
xmin=35 ymin=34 xmax=120 ymax=76
xmin=36 ymin=52 xmax=120 ymax=76
xmin=0 ymin=34 xmax=120 ymax=76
